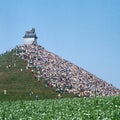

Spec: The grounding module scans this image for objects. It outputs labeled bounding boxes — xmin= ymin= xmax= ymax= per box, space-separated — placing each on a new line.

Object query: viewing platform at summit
xmin=23 ymin=28 xmax=38 ymax=45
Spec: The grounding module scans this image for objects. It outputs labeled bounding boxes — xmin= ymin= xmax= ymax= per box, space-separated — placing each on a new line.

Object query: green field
xmin=0 ymin=96 xmax=120 ymax=120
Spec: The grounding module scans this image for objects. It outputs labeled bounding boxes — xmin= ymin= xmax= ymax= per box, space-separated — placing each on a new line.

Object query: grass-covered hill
xmin=0 ymin=49 xmax=73 ymax=101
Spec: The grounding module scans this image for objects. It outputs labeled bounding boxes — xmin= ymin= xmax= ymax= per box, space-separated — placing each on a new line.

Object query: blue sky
xmin=0 ymin=0 xmax=120 ymax=89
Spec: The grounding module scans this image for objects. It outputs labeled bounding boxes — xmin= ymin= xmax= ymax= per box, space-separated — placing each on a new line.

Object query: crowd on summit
xmin=17 ymin=43 xmax=120 ymax=97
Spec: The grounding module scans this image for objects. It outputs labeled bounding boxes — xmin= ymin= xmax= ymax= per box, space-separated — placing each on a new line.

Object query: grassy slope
xmin=0 ymin=50 xmax=74 ymax=101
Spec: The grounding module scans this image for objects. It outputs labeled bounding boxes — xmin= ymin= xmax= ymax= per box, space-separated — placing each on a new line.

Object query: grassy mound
xmin=0 ymin=50 xmax=74 ymax=101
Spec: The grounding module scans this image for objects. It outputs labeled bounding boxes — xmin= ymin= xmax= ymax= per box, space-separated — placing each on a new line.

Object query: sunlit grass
xmin=0 ymin=96 xmax=120 ymax=120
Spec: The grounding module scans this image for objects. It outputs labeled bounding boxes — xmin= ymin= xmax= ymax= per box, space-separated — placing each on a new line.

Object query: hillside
xmin=0 ymin=49 xmax=73 ymax=101
xmin=18 ymin=44 xmax=119 ymax=97
xmin=0 ymin=43 xmax=119 ymax=101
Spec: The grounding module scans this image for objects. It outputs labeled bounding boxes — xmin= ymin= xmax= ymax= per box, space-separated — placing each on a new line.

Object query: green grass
xmin=0 ymin=96 xmax=120 ymax=120
xmin=0 ymin=49 xmax=74 ymax=101
xmin=0 ymin=50 xmax=55 ymax=101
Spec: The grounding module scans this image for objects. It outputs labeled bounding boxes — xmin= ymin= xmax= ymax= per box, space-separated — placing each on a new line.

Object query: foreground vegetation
xmin=0 ymin=96 xmax=120 ymax=120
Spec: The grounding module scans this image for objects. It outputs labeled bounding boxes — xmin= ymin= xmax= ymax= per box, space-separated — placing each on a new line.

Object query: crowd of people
xmin=17 ymin=43 xmax=120 ymax=97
